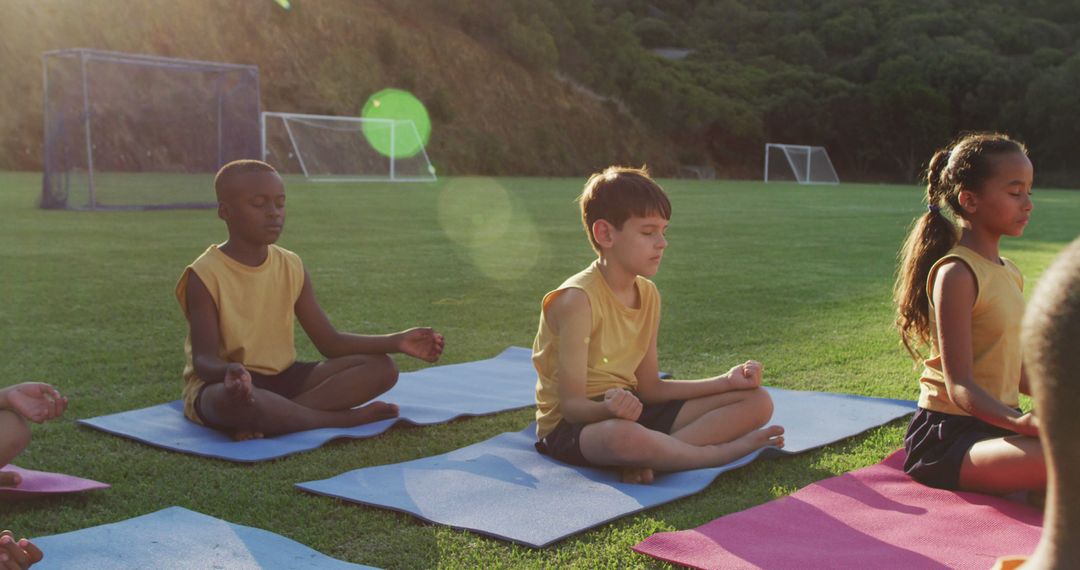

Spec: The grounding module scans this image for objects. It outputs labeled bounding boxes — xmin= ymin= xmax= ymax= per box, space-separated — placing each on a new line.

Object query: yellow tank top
xmin=175 ymin=244 xmax=305 ymax=422
xmin=919 ymin=245 xmax=1024 ymax=415
xmin=532 ymin=261 xmax=661 ymax=438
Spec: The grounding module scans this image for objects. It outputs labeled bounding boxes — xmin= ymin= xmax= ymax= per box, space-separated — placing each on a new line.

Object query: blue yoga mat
xmin=31 ymin=506 xmax=375 ymax=569
xmin=79 ymin=347 xmax=534 ymax=462
xmin=297 ymin=387 xmax=916 ymax=548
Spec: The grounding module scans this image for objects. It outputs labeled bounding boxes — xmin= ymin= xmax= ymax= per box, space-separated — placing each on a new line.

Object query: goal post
xmin=261 ymin=112 xmax=437 ymax=183
xmin=763 ymin=143 xmax=839 ymax=185
xmin=41 ymin=48 xmax=260 ymax=210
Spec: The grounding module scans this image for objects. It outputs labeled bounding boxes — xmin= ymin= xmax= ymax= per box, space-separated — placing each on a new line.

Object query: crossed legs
xmin=197 ymin=354 xmax=401 ymax=440
xmin=578 ymin=387 xmax=784 ymax=483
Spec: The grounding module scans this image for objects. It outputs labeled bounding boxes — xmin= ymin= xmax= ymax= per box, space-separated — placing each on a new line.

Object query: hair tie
xmin=927 ymin=204 xmax=941 ymax=214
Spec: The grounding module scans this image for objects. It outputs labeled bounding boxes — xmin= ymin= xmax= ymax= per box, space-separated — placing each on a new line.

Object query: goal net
xmin=763 ymin=144 xmax=839 ymax=185
xmin=262 ymin=112 xmax=436 ymax=182
xmin=41 ymin=49 xmax=261 ymax=210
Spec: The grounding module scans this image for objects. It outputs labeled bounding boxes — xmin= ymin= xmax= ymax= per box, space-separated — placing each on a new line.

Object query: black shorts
xmin=535 ymin=398 xmax=686 ymax=467
xmin=903 ymin=407 xmax=1018 ymax=490
xmin=194 ymin=361 xmax=318 ymax=429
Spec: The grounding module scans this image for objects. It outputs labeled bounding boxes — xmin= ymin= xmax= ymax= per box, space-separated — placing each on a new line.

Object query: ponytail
xmin=895 ymin=149 xmax=959 ymax=360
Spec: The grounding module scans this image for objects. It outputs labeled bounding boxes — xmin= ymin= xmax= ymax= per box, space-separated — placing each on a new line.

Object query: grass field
xmin=2 ymin=171 xmax=1077 ymax=569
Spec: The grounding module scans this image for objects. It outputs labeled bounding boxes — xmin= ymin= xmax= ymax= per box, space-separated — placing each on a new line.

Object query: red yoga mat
xmin=0 ymin=464 xmax=109 ymax=498
xmin=634 ymin=451 xmax=1042 ymax=570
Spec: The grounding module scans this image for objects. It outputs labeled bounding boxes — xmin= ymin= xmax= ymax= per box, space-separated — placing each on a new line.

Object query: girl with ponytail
xmin=895 ymin=132 xmax=1043 ymax=494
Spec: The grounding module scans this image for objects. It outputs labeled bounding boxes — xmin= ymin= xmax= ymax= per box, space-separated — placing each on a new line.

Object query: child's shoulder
xmin=938 ymin=246 xmax=1022 ymax=285
xmin=269 ymin=244 xmax=303 ymax=264
xmin=187 ymin=244 xmax=222 ymax=270
xmin=634 ymin=274 xmax=661 ymax=299
xmin=929 ymin=246 xmax=979 ymax=282
xmin=546 ymin=286 xmax=590 ymax=316
xmin=941 ymin=244 xmax=979 ymax=265
xmin=571 ymin=260 xmax=600 ymax=281
xmin=544 ymin=264 xmax=595 ymax=309
xmin=550 ymin=261 xmax=600 ymax=292
xmin=634 ymin=273 xmax=658 ymax=289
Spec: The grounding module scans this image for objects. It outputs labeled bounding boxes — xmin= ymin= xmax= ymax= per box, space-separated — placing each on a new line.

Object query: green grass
xmin=43 ymin=171 xmax=221 ymax=210
xmin=2 ymin=172 xmax=1077 ymax=568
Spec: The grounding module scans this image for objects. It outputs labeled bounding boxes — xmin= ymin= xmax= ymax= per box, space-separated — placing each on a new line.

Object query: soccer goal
xmin=763 ymin=143 xmax=839 ymax=185
xmin=261 ymin=112 xmax=437 ymax=183
xmin=41 ymin=49 xmax=261 ymax=210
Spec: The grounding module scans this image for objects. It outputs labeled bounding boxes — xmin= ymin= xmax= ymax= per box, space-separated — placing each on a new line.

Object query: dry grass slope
xmin=0 ymin=0 xmax=677 ymax=175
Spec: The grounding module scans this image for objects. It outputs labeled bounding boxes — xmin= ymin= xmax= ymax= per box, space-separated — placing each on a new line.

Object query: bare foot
xmin=350 ymin=401 xmax=400 ymax=425
xmin=620 ymin=466 xmax=655 ymax=485
xmin=744 ymin=424 xmax=785 ymax=450
xmin=0 ymin=470 xmax=21 ymax=488
xmin=231 ymin=430 xmax=265 ymax=441
xmin=709 ymin=425 xmax=785 ymax=466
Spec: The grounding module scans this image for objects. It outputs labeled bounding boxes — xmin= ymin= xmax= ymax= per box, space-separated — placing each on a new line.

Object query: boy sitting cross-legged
xmin=178 ymin=160 xmax=444 ymax=440
xmin=532 ymin=166 xmax=784 ymax=484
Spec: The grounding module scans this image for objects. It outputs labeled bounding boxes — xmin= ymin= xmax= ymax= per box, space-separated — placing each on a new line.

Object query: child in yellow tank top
xmin=177 ymin=243 xmax=305 ymax=423
xmin=178 ymin=160 xmax=445 ymax=440
xmin=532 ymin=166 xmax=784 ymax=485
xmin=894 ymin=133 xmax=1043 ymax=493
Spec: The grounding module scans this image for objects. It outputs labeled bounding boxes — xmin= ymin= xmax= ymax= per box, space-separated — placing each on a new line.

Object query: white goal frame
xmin=260 ymin=111 xmax=436 ymax=183
xmin=763 ymin=143 xmax=839 ymax=185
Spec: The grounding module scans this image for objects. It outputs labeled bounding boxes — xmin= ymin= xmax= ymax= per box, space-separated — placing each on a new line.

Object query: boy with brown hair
xmin=178 ymin=160 xmax=444 ymax=440
xmin=532 ymin=166 xmax=783 ymax=484
xmin=998 ymin=236 xmax=1080 ymax=569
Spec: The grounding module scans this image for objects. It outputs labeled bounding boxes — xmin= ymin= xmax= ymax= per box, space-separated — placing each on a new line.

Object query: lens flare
xmin=437 ymin=178 xmax=541 ymax=285
xmin=361 ymin=88 xmax=431 ymax=159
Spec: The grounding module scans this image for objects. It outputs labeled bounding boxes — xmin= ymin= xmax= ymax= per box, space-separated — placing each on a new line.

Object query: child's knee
xmin=0 ymin=410 xmax=31 ymax=461
xmin=744 ymin=387 xmax=774 ymax=426
xmin=598 ymin=421 xmax=652 ymax=463
xmin=370 ymin=354 xmax=398 ymax=392
xmin=338 ymin=354 xmax=397 ymax=392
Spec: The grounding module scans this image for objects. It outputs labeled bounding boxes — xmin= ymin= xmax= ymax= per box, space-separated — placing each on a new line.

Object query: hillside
xmin=5 ymin=1 xmax=1080 ymax=184
xmin=0 ymin=0 xmax=678 ymax=176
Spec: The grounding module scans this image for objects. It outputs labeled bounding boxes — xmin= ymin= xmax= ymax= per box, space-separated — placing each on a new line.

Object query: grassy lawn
xmin=2 ymin=171 xmax=1077 ymax=568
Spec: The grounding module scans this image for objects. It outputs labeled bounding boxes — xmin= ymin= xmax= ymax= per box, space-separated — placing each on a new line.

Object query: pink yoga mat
xmin=634 ymin=451 xmax=1042 ymax=570
xmin=0 ymin=465 xmax=109 ymax=498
